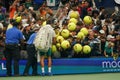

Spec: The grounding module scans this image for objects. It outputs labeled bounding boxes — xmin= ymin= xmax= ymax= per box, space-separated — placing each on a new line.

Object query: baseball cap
xmin=99 ymin=30 xmax=105 ymax=34
xmin=23 ymin=23 xmax=29 ymax=28
xmin=33 ymin=25 xmax=40 ymax=31
xmin=107 ymin=35 xmax=115 ymax=40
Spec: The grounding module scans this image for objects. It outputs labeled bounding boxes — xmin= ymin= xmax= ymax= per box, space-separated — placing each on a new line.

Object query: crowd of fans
xmin=0 ymin=0 xmax=120 ymax=60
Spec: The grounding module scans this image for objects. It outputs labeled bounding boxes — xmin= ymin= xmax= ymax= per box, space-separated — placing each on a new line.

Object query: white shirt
xmin=45 ymin=24 xmax=56 ymax=47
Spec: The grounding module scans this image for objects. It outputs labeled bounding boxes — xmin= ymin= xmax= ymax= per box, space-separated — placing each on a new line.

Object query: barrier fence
xmin=0 ymin=58 xmax=120 ymax=76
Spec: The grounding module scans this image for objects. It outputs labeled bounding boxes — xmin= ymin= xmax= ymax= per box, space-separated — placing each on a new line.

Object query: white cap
xmin=107 ymin=35 xmax=115 ymax=40
xmin=33 ymin=25 xmax=40 ymax=31
xmin=22 ymin=19 xmax=28 ymax=24
xmin=23 ymin=23 xmax=29 ymax=28
xmin=29 ymin=7 xmax=33 ymax=11
xmin=99 ymin=30 xmax=105 ymax=34
xmin=0 ymin=23 xmax=3 ymax=29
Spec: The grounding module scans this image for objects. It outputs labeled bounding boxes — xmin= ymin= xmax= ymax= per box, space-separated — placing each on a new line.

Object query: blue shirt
xmin=104 ymin=41 xmax=113 ymax=54
xmin=27 ymin=33 xmax=36 ymax=44
xmin=5 ymin=27 xmax=24 ymax=44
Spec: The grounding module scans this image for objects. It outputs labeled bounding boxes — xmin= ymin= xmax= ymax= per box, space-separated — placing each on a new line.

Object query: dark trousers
xmin=5 ymin=44 xmax=20 ymax=76
xmin=23 ymin=44 xmax=37 ymax=75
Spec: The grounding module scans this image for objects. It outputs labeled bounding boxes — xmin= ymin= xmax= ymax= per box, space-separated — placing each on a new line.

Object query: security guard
xmin=5 ymin=20 xmax=24 ymax=76
xmin=23 ymin=26 xmax=40 ymax=76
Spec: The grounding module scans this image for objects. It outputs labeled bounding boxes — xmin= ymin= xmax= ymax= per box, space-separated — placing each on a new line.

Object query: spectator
xmin=0 ymin=10 xmax=5 ymax=22
xmin=24 ymin=0 xmax=33 ymax=9
xmin=9 ymin=0 xmax=18 ymax=19
xmin=21 ymin=23 xmax=33 ymax=50
xmin=81 ymin=0 xmax=90 ymax=19
xmin=92 ymin=20 xmax=102 ymax=33
xmin=98 ymin=30 xmax=106 ymax=55
xmin=39 ymin=2 xmax=53 ymax=19
xmin=67 ymin=3 xmax=80 ymax=20
xmin=0 ymin=3 xmax=6 ymax=14
xmin=0 ymin=28 xmax=5 ymax=60
xmin=104 ymin=41 xmax=114 ymax=57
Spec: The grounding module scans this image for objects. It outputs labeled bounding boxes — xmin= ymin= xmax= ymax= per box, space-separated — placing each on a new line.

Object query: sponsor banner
xmin=0 ymin=58 xmax=120 ymax=76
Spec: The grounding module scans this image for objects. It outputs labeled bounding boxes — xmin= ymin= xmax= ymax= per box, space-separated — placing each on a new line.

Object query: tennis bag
xmin=33 ymin=26 xmax=49 ymax=52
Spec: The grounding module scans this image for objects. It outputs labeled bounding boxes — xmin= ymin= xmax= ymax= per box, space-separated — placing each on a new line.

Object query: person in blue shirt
xmin=5 ymin=20 xmax=24 ymax=76
xmin=104 ymin=41 xmax=114 ymax=57
xmin=23 ymin=25 xmax=40 ymax=76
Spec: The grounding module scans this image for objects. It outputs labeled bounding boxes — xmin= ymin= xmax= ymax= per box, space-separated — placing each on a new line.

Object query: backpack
xmin=33 ymin=26 xmax=49 ymax=52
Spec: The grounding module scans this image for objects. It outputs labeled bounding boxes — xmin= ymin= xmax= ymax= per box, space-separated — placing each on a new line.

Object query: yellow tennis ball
xmin=16 ymin=16 xmax=22 ymax=23
xmin=69 ymin=18 xmax=78 ymax=24
xmin=7 ymin=24 xmax=13 ymax=30
xmin=56 ymin=36 xmax=64 ymax=43
xmin=42 ymin=21 xmax=46 ymax=26
xmin=83 ymin=16 xmax=92 ymax=25
xmin=52 ymin=45 xmax=57 ymax=53
xmin=70 ymin=11 xmax=79 ymax=19
xmin=77 ymin=32 xmax=85 ymax=40
xmin=83 ymin=45 xmax=91 ymax=54
xmin=73 ymin=43 xmax=82 ymax=53
xmin=55 ymin=30 xmax=60 ymax=37
xmin=56 ymin=43 xmax=61 ymax=48
xmin=61 ymin=40 xmax=70 ymax=49
xmin=61 ymin=29 xmax=70 ymax=38
xmin=80 ymin=27 xmax=88 ymax=36
xmin=68 ymin=22 xmax=76 ymax=31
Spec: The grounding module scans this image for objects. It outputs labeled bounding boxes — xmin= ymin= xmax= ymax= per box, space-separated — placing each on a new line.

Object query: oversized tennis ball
xmin=73 ymin=43 xmax=82 ymax=53
xmin=83 ymin=45 xmax=91 ymax=54
xmin=77 ymin=32 xmax=85 ymax=40
xmin=56 ymin=43 xmax=61 ymax=48
xmin=61 ymin=29 xmax=70 ymax=38
xmin=61 ymin=40 xmax=70 ymax=49
xmin=15 ymin=16 xmax=22 ymax=23
xmin=42 ymin=21 xmax=46 ymax=26
xmin=55 ymin=29 xmax=60 ymax=37
xmin=83 ymin=16 xmax=92 ymax=25
xmin=56 ymin=36 xmax=64 ymax=43
xmin=52 ymin=45 xmax=57 ymax=53
xmin=70 ymin=11 xmax=79 ymax=19
xmin=7 ymin=24 xmax=13 ymax=30
xmin=80 ymin=27 xmax=88 ymax=36
xmin=69 ymin=18 xmax=78 ymax=24
xmin=67 ymin=22 xmax=76 ymax=31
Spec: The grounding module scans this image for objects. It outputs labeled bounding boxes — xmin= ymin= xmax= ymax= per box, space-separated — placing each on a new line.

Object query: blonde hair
xmin=108 ymin=42 xmax=114 ymax=47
